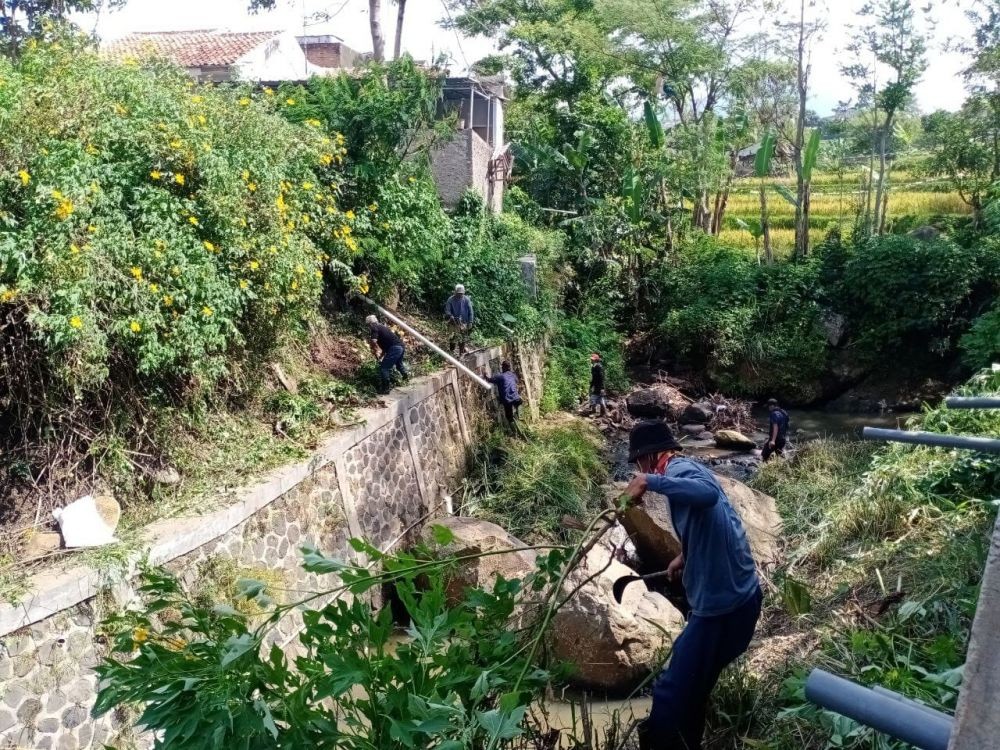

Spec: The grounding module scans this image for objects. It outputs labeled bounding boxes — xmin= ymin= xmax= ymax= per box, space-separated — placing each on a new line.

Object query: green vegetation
xmin=464 ymin=418 xmax=607 ymax=542
xmin=726 ymin=368 xmax=1000 ymax=748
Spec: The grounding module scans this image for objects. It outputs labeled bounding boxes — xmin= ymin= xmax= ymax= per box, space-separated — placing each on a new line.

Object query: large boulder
xmin=421 ymin=516 xmax=538 ymax=604
xmin=551 ymin=541 xmax=684 ymax=690
xmin=714 ymin=429 xmax=757 ymax=451
xmin=617 ymin=473 xmax=782 ymax=572
xmin=626 ymin=383 xmax=690 ymax=420
xmin=680 ymin=402 xmax=715 ymax=424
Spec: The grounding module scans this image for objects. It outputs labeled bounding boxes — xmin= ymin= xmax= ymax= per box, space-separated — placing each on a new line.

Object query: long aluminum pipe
xmin=945 ymin=397 xmax=1000 ymax=409
xmin=862 ymin=427 xmax=1000 ymax=454
xmin=805 ymin=669 xmax=952 ymax=750
xmin=353 ymin=293 xmax=494 ymax=391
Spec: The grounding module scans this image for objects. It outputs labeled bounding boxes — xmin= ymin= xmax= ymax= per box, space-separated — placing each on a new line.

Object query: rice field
xmin=718 ymin=170 xmax=971 ymax=252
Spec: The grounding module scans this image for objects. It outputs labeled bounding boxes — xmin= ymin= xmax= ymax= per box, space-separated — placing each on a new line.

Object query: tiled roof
xmin=103 ymin=30 xmax=282 ymax=67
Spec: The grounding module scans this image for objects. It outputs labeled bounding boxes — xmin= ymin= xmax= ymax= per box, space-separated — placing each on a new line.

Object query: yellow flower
xmin=70 ymin=244 xmax=80 ymax=255
xmin=69 ymin=315 xmax=83 ymax=329
xmin=0 ymin=289 xmax=16 ymax=303
xmin=132 ymin=626 xmax=149 ymax=644
xmin=170 ymin=139 xmax=182 ymax=149
xmin=249 ymin=260 xmax=260 ymax=270
xmin=248 ymin=182 xmax=257 ymax=192
xmin=131 ymin=266 xmax=143 ymax=280
xmin=335 ymin=133 xmax=345 ymax=145
xmin=171 ymin=266 xmax=180 ymax=276
xmin=320 ymin=153 xmax=333 ymax=166
xmin=150 ymin=170 xmax=162 ymax=180
xmin=88 ymin=224 xmax=97 ymax=233
xmin=17 ymin=170 xmax=30 ymax=186
xmin=291 ymin=279 xmax=299 ymax=290
xmin=113 ymin=103 xmax=128 ymax=116
xmin=202 ymin=305 xmax=214 ymax=317
xmin=174 ymin=173 xmax=185 ymax=186
xmin=341 ymin=225 xmax=352 ymax=236
xmin=345 ymin=236 xmax=358 ymax=253
xmin=239 ymin=279 xmax=249 ymax=289
xmin=276 ymin=194 xmax=287 ymax=213
xmin=197 ymin=114 xmax=207 ymax=126
xmin=130 ymin=320 xmax=142 ymax=333
xmin=295 ymin=264 xmax=305 ymax=275
xmin=285 ymin=97 xmax=296 ymax=106
xmin=345 ymin=210 xmax=356 ymax=221
xmin=85 ymin=143 xmax=99 ymax=156
xmin=358 ymin=275 xmax=370 ymax=294
xmin=149 ymin=283 xmax=159 ymax=293
xmin=54 ymin=198 xmax=74 ymax=221
xmin=188 ymin=216 xmax=199 ymax=226
xmin=241 ymin=169 xmax=250 ymax=181
xmin=301 ymin=181 xmax=313 ymax=191
xmin=239 ymin=97 xmax=251 ymax=106
xmin=368 ymin=202 xmax=378 ymax=212
xmin=163 ymin=295 xmax=173 ymax=306
xmin=191 ymin=94 xmax=204 ymax=104
xmin=314 ymin=270 xmax=322 ymax=278
xmin=203 ymin=241 xmax=215 ymax=252
xmin=263 ymin=87 xmax=274 ymax=96
xmin=408 ymin=176 xmax=416 ymax=183
xmin=306 ymin=118 xmax=321 ymax=127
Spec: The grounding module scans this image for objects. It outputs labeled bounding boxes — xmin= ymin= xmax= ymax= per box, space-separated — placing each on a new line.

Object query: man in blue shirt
xmin=444 ymin=283 xmax=475 ymax=356
xmin=487 ymin=361 xmax=523 ymax=423
xmin=623 ymin=420 xmax=762 ymax=750
xmin=762 ymin=398 xmax=790 ymax=461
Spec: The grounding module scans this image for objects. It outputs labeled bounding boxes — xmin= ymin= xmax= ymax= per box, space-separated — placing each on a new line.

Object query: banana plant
xmin=754 ymin=131 xmax=777 ymax=263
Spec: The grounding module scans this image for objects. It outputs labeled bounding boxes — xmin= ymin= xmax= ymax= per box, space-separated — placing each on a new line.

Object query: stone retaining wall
xmin=0 ymin=342 xmax=544 ymax=749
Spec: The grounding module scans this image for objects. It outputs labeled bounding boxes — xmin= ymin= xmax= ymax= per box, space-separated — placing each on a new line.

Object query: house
xmin=430 ymin=76 xmax=512 ymax=214
xmin=735 ymin=141 xmax=794 ymax=177
xmin=102 ymin=30 xmax=361 ymax=83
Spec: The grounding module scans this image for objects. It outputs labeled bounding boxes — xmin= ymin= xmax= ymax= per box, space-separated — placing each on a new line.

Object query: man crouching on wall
xmin=623 ymin=420 xmax=763 ymax=750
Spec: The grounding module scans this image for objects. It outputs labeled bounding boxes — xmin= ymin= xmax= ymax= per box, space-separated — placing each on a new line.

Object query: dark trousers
xmin=378 ymin=345 xmax=408 ymax=386
xmin=501 ymin=399 xmax=522 ymax=423
xmin=641 ymin=588 xmax=762 ymax=750
xmin=762 ymin=436 xmax=786 ymax=461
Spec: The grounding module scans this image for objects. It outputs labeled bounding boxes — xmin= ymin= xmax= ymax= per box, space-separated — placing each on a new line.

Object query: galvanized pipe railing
xmin=805 ymin=669 xmax=952 ymax=750
xmin=862 ymin=427 xmax=1000 ymax=454
xmin=945 ymin=397 xmax=1000 ymax=410
xmin=353 ymin=293 xmax=493 ymax=391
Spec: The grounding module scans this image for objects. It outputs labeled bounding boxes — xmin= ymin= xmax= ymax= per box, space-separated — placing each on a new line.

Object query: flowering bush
xmin=0 ymin=39 xmax=357 ymax=393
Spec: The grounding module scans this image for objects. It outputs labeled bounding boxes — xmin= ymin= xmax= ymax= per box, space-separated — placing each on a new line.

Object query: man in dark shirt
xmin=487 ymin=361 xmax=523 ymax=423
xmin=366 ymin=314 xmax=409 ymax=392
xmin=762 ymin=397 xmax=790 ymax=461
xmin=588 ymin=353 xmax=607 ymax=416
xmin=444 ymin=283 xmax=475 ymax=356
xmin=623 ymin=420 xmax=762 ymax=750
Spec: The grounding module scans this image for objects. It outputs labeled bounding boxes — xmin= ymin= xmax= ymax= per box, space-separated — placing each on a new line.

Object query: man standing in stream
xmin=623 ymin=420 xmax=762 ymax=750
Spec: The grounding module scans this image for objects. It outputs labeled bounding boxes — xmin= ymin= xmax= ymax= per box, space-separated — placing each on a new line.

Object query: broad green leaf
xmin=774 ymin=184 xmax=798 ymax=207
xmin=430 ymin=524 xmax=455 ymax=546
xmin=476 ymin=707 xmax=527 ymax=740
xmin=802 ymin=129 xmax=821 ymax=181
xmin=220 ymin=633 xmax=257 ymax=668
xmin=236 ymin=578 xmax=266 ymax=599
xmin=301 ymin=545 xmax=349 ymax=573
xmin=753 ymin=131 xmax=777 ymax=178
xmin=643 ymin=100 xmax=665 ymax=149
xmin=781 ymin=577 xmax=812 ymax=616
xmin=211 ymin=604 xmax=244 ymax=618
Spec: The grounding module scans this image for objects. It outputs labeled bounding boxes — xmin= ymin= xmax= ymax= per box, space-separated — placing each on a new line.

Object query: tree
xmin=0 ymin=0 xmax=124 ymax=56
xmin=843 ymin=0 xmax=927 ymax=236
xmin=393 ymin=0 xmax=407 ymax=59
xmin=922 ymin=99 xmax=1000 ymax=225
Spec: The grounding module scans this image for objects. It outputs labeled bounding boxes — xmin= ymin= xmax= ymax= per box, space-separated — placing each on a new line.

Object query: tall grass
xmin=462 ymin=417 xmax=608 ymax=543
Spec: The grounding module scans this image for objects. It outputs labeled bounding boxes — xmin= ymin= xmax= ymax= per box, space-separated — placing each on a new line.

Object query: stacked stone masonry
xmin=0 ymin=344 xmax=544 ymax=749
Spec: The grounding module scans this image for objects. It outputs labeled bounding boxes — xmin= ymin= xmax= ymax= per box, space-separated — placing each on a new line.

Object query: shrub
xmin=0 ymin=40 xmax=356 ymax=398
xmin=541 ymin=313 xmax=627 ymax=411
xmin=652 ymin=237 xmax=827 ymax=401
xmin=838 ymin=234 xmax=988 ymax=362
xmin=962 ymin=301 xmax=1000 ymax=368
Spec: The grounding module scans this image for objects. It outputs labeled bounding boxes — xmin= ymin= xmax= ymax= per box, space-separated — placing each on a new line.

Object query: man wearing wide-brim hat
xmin=623 ymin=420 xmax=762 ymax=750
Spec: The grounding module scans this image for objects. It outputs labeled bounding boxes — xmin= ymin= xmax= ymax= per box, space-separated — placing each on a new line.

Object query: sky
xmin=81 ymin=0 xmax=974 ymax=116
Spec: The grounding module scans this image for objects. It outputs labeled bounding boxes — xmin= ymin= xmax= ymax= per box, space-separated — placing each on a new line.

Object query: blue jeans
xmin=643 ymin=587 xmax=762 ymax=750
xmin=378 ymin=345 xmax=409 ymax=386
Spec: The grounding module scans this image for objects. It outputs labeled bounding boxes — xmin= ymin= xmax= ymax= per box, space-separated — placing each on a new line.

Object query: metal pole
xmin=805 ymin=669 xmax=952 ymax=750
xmin=862 ymin=427 xmax=1000 ymax=454
xmin=945 ymin=397 xmax=1000 ymax=409
xmin=354 ymin=294 xmax=493 ymax=391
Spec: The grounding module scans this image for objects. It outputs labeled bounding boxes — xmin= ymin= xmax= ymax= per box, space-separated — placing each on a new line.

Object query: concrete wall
xmin=233 ymin=31 xmax=314 ymax=83
xmin=0 ymin=344 xmax=544 ymax=749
